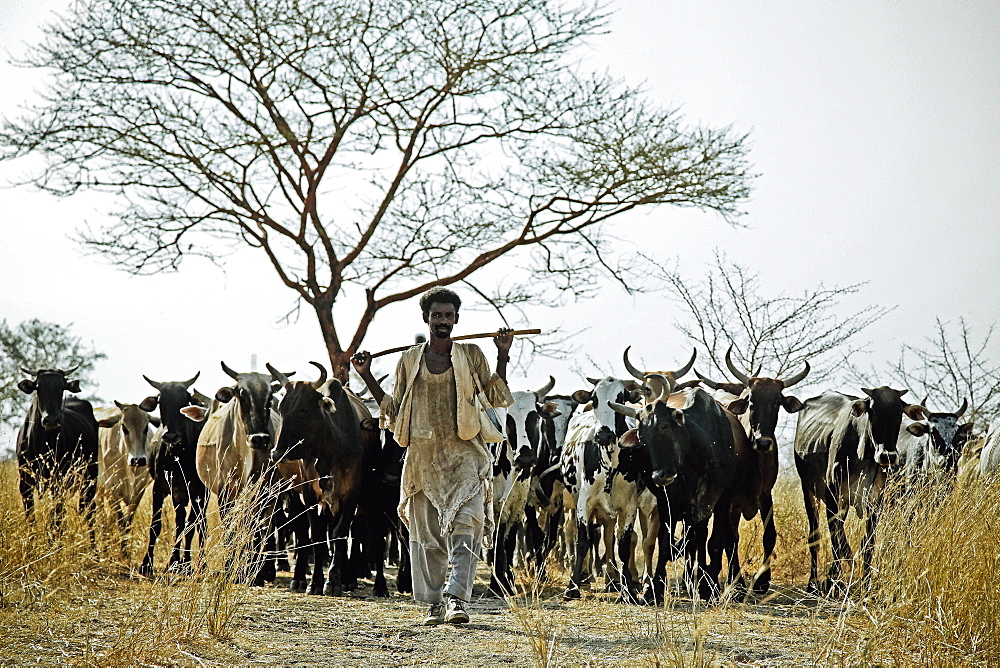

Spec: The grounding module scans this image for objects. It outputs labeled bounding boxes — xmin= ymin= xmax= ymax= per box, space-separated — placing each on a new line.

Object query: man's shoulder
xmin=455 ymin=341 xmax=487 ymax=359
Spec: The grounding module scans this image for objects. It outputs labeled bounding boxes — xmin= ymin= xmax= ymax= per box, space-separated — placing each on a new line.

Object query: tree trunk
xmin=315 ymin=302 xmax=351 ymax=384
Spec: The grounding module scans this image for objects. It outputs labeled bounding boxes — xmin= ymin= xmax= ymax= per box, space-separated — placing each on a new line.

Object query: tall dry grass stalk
xmin=0 ymin=458 xmax=285 ymax=666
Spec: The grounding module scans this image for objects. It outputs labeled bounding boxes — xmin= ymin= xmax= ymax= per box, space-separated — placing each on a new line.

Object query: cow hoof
xmin=277 ymin=559 xmax=291 ymax=572
xmin=563 ymin=586 xmax=581 ymax=601
xmin=373 ymin=586 xmax=390 ymax=598
xmin=805 ymin=580 xmax=824 ymax=596
xmin=324 ymin=583 xmax=344 ymax=596
xmin=396 ymin=578 xmax=412 ymax=594
xmin=750 ymin=574 xmax=771 ymax=595
xmin=307 ymin=583 xmax=324 ymax=595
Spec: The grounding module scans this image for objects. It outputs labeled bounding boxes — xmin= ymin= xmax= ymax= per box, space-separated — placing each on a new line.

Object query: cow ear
xmin=906 ymin=421 xmax=930 ymax=437
xmin=851 ymin=399 xmax=869 ymax=417
xmin=96 ymin=413 xmax=123 ymax=429
xmin=782 ymin=395 xmax=804 ymax=414
xmin=139 ymin=395 xmax=159 ymax=412
xmin=572 ymin=389 xmax=592 ymax=405
xmin=958 ymin=422 xmax=975 ymax=437
xmin=66 ymin=379 xmax=82 ymax=393
xmin=904 ymin=404 xmax=927 ymax=421
xmin=18 ymin=379 xmax=36 ymax=395
xmin=619 ymin=428 xmax=642 ymax=449
xmin=727 ymin=397 xmax=749 ymax=415
xmin=180 ymin=405 xmax=209 ymax=422
xmin=215 ymin=386 xmax=235 ymax=403
xmin=360 ymin=417 xmax=380 ymax=432
xmin=149 ymin=416 xmax=161 ymax=428
xmin=321 ymin=396 xmax=337 ymax=413
xmin=671 ymin=409 xmax=685 ymax=426
xmin=539 ymin=402 xmax=562 ymax=419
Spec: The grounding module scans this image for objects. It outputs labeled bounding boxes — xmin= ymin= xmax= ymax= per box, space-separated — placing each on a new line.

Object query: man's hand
xmin=494 ymin=327 xmax=514 ymax=356
xmin=351 ymin=350 xmax=373 ymax=376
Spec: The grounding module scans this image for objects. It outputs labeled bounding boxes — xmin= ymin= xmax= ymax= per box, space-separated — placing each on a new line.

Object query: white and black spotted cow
xmin=896 ymin=398 xmax=974 ymax=484
xmin=489 ymin=377 xmax=556 ymax=595
xmin=561 ymin=375 xmax=644 ymax=601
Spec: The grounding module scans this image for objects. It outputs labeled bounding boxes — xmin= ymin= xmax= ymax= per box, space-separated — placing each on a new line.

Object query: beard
xmin=433 ymin=324 xmax=452 ymax=338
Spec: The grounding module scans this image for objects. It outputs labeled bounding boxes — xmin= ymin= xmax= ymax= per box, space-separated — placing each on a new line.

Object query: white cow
xmin=95 ymin=401 xmax=156 ymax=549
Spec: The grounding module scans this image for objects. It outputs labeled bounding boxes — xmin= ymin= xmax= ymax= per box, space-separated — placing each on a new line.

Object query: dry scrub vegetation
xmin=1 ymin=461 xmax=998 ymax=667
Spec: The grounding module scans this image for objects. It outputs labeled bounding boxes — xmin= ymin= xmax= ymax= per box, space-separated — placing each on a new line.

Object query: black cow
xmin=140 ymin=373 xmax=209 ymax=575
xmin=793 ymin=387 xmax=926 ymax=594
xmin=267 ymin=362 xmax=368 ymax=596
xmin=610 ymin=387 xmax=744 ymax=601
xmin=16 ymin=367 xmax=100 ymax=526
xmin=694 ymin=347 xmax=810 ymax=594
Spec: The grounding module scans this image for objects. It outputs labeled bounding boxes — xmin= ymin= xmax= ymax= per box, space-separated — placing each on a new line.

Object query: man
xmin=352 ymin=287 xmax=514 ymax=626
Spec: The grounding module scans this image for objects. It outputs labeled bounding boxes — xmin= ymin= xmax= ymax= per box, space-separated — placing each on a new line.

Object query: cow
xmin=793 ymin=387 xmax=926 ymax=594
xmin=895 ymin=398 xmax=974 ymax=483
xmin=693 ymin=347 xmax=810 ymax=594
xmin=978 ymin=417 xmax=1000 ymax=478
xmin=16 ymin=367 xmax=100 ymax=527
xmin=560 ymin=375 xmax=646 ymax=601
xmin=179 ymin=362 xmax=287 ymax=585
xmin=489 ymin=376 xmax=556 ymax=595
xmin=523 ymin=391 xmax=583 ymax=584
xmin=140 ymin=373 xmax=209 ymax=576
xmin=609 ymin=385 xmax=745 ymax=601
xmin=267 ymin=362 xmax=372 ymax=596
xmin=95 ymin=401 xmax=157 ymax=552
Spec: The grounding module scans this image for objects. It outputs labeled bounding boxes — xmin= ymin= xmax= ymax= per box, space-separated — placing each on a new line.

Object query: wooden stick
xmin=359 ymin=328 xmax=541 ymax=360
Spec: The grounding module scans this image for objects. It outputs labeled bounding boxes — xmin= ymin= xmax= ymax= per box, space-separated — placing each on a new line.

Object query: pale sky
xmin=2 ymin=1 xmax=998 ymax=451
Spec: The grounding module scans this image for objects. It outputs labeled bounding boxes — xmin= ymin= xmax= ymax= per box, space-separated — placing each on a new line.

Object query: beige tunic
xmin=380 ymin=342 xmax=513 ymax=543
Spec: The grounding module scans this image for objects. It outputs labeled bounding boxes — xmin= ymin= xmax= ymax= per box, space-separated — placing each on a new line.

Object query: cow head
xmin=505 ymin=377 xmax=556 ymax=476
xmin=579 ymin=376 xmax=643 ymax=447
xmin=143 ymin=372 xmax=201 ymax=452
xmin=609 ymin=395 xmax=684 ymax=487
xmin=916 ymin=397 xmax=974 ymax=472
xmin=97 ymin=401 xmax=154 ymax=467
xmin=219 ymin=361 xmax=290 ymax=450
xmin=267 ymin=361 xmax=336 ymax=462
xmin=695 ymin=347 xmax=809 ymax=452
xmin=19 ymin=367 xmax=82 ymax=431
xmin=852 ymin=386 xmax=926 ymax=467
xmin=623 ymin=347 xmax=697 ymax=403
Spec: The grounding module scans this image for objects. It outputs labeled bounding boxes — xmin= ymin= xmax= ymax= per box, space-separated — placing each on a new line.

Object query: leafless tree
xmin=1 ymin=0 xmax=753 ymax=380
xmin=657 ymin=251 xmax=890 ymax=386
xmin=888 ymin=317 xmax=1000 ymax=427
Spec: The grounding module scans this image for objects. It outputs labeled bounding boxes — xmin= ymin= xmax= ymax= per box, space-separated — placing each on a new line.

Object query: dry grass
xmin=3 ymin=454 xmax=1000 ymax=666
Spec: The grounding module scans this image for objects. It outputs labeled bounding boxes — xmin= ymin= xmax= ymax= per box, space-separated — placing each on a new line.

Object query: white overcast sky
xmin=1 ymin=0 xmax=998 ymax=449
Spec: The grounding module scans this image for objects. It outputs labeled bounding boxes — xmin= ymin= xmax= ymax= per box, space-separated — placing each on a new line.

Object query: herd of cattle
xmin=13 ymin=348 xmax=999 ymax=604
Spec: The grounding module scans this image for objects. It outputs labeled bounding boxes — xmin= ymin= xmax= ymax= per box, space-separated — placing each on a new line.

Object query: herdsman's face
xmin=425 ymin=302 xmax=458 ymax=339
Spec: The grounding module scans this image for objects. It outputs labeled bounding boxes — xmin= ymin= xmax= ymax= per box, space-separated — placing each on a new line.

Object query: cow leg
xmin=288 ymin=509 xmax=312 ymax=593
xmin=615 ymin=523 xmax=640 ymax=604
xmin=860 ymin=505 xmax=880 ymax=588
xmin=689 ymin=522 xmax=717 ymax=601
xmin=750 ymin=496 xmax=777 ymax=594
xmin=141 ymin=482 xmax=167 ymax=576
xmin=169 ymin=497 xmax=190 ymax=573
xmin=721 ymin=503 xmax=746 ymax=599
xmin=799 ymin=481 xmax=824 ymax=595
xmin=564 ymin=519 xmax=590 ymax=599
xmin=325 ymin=535 xmax=349 ymax=596
xmin=308 ymin=511 xmax=329 ymax=595
xmin=523 ymin=506 xmax=545 ymax=579
xmin=488 ymin=522 xmax=513 ymax=597
xmin=396 ymin=522 xmax=413 ymax=594
xmin=824 ymin=490 xmax=851 ymax=595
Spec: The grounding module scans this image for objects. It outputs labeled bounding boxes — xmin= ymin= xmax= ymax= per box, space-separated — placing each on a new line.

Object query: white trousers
xmin=408 ymin=490 xmax=484 ymax=604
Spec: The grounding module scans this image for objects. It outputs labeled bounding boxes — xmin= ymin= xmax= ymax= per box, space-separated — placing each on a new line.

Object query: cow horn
xmin=221 ymin=361 xmax=240 ymax=381
xmin=646 ymin=373 xmax=675 ymax=401
xmin=921 ymin=396 xmax=929 ymax=411
xmin=672 ymin=349 xmax=697 ymax=380
xmin=955 ymin=397 xmax=968 ymax=419
xmin=21 ymin=367 xmax=39 ymax=376
xmin=143 ymin=375 xmax=163 ymax=391
xmin=63 ymin=364 xmax=81 ymax=376
xmin=607 ymin=401 xmax=638 ymax=419
xmin=623 ymin=346 xmax=645 ymax=381
xmin=309 ymin=361 xmax=327 ymax=389
xmin=782 ymin=360 xmax=811 ymax=389
xmin=182 ymin=372 xmax=200 ymax=389
xmin=694 ymin=369 xmax=723 ymax=391
xmin=266 ymin=363 xmax=292 ymax=389
xmin=725 ymin=347 xmax=751 ymax=386
xmin=535 ymin=375 xmax=556 ymax=401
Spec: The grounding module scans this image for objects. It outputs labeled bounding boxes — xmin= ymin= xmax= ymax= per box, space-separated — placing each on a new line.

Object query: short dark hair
xmin=420 ymin=287 xmax=462 ymax=317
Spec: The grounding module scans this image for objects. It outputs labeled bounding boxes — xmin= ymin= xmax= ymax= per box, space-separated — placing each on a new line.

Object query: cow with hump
xmin=610 ymin=376 xmax=745 ymax=602
xmin=267 ymin=361 xmax=372 ymax=596
xmin=693 ymin=347 xmax=810 ymax=595
xmin=895 ymin=397 xmax=974 ymax=484
xmin=180 ymin=361 xmax=287 ymax=585
xmin=140 ymin=372 xmax=209 ymax=576
xmin=793 ymin=386 xmax=926 ymax=594
xmin=16 ymin=367 xmax=100 ymax=526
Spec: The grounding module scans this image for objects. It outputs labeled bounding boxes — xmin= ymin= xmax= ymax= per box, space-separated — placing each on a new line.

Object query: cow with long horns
xmin=693 ymin=347 xmax=809 ymax=594
xmin=896 ymin=398 xmax=974 ymax=483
